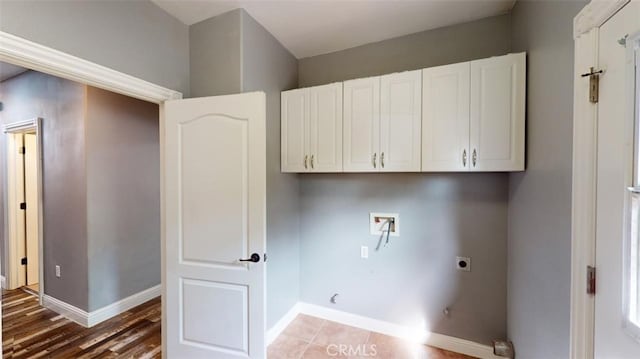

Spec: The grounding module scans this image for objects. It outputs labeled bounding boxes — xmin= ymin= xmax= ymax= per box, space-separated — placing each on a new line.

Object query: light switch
xmin=361 ymin=246 xmax=369 ymax=259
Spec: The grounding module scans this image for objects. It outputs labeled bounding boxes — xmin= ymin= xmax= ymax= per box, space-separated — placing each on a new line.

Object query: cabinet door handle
xmin=311 ymin=155 xmax=315 ymax=169
xmin=381 ymin=152 xmax=385 ymax=168
xmin=462 ymin=149 xmax=467 ymax=167
xmin=472 ymin=149 xmax=477 ymax=167
xmin=373 ymin=153 xmax=377 ymax=169
xmin=304 ymin=155 xmax=308 ymax=169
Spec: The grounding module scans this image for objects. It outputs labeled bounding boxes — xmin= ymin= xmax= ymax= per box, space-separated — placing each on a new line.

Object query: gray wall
xmin=85 ymin=87 xmax=160 ymax=311
xmin=0 ymin=0 xmax=190 ymax=95
xmin=298 ymin=14 xmax=511 ymax=87
xmin=508 ymin=1 xmax=586 ymax=358
xmin=0 ymin=71 xmax=89 ymax=310
xmin=190 ymin=9 xmax=243 ymax=97
xmin=240 ymin=11 xmax=300 ymax=329
xmin=297 ymin=14 xmax=511 ymax=344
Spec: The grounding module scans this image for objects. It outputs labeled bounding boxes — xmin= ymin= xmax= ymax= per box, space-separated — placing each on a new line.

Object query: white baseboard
xmin=43 ymin=284 xmax=161 ymax=328
xmin=266 ymin=303 xmax=302 ymax=345
xmin=292 ymin=302 xmax=500 ymax=359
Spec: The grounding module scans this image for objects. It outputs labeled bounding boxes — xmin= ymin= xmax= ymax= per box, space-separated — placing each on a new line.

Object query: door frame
xmin=3 ymin=118 xmax=43 ymax=303
xmin=0 ymin=31 xmax=183 ymax=358
xmin=570 ymin=1 xmax=631 ymax=358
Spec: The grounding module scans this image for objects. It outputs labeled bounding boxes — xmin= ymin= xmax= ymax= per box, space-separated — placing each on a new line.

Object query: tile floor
xmin=268 ymin=314 xmax=476 ymax=359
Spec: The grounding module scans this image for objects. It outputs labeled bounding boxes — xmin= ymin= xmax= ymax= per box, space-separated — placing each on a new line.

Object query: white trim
xmin=87 ymin=285 xmax=161 ymax=327
xmin=43 ymin=294 xmax=90 ymax=327
xmin=574 ymin=0 xmax=629 ymax=38
xmin=266 ymin=303 xmax=302 ymax=345
xmin=570 ymin=27 xmax=599 ymax=359
xmin=0 ymin=32 xmax=182 ymax=103
xmin=276 ymin=302 xmax=500 ymax=359
xmin=1 ymin=276 xmax=5 ymax=289
xmin=43 ymin=285 xmax=161 ymax=328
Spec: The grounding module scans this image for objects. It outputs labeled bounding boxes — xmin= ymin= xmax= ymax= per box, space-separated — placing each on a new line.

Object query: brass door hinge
xmin=581 ymin=67 xmax=603 ymax=103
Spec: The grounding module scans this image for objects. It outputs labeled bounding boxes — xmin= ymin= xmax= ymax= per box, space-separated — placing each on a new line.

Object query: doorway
xmin=3 ymin=119 xmax=43 ymax=304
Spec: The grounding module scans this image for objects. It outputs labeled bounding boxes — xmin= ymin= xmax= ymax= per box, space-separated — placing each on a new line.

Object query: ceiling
xmin=152 ymin=0 xmax=516 ymax=59
xmin=0 ymin=62 xmax=28 ymax=82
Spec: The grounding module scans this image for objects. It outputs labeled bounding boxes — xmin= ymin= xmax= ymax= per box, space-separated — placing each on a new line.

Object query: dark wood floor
xmin=2 ymin=289 xmax=161 ymax=358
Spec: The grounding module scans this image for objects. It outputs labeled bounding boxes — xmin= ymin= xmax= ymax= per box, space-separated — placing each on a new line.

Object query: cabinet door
xmin=422 ymin=62 xmax=470 ymax=172
xmin=470 ymin=53 xmax=526 ymax=171
xmin=281 ymin=88 xmax=309 ymax=172
xmin=343 ymin=77 xmax=380 ymax=172
xmin=380 ymin=70 xmax=422 ymax=172
xmin=309 ymin=83 xmax=343 ymax=172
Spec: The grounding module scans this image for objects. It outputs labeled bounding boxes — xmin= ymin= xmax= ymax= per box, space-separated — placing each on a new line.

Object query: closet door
xmin=343 ymin=77 xmax=380 ymax=172
xmin=422 ymin=62 xmax=470 ymax=172
xmin=469 ymin=53 xmax=526 ymax=171
xmin=281 ymin=88 xmax=309 ymax=172
xmin=308 ymin=83 xmax=343 ymax=172
xmin=379 ymin=71 xmax=422 ymax=172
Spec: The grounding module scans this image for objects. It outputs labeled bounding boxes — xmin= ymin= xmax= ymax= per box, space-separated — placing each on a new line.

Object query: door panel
xmin=24 ymin=133 xmax=39 ymax=285
xmin=380 ymin=71 xmax=422 ymax=172
xmin=422 ymin=63 xmax=470 ymax=172
xmin=594 ymin=2 xmax=640 ymax=358
xmin=343 ymin=77 xmax=380 ymax=172
xmin=165 ymin=92 xmax=266 ymax=359
xmin=281 ymin=89 xmax=308 ymax=172
xmin=309 ymin=83 xmax=342 ymax=172
xmin=470 ymin=53 xmax=525 ymax=171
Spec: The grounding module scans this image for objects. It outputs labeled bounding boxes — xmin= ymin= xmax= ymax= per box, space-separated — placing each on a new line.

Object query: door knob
xmin=239 ymin=253 xmax=261 ymax=263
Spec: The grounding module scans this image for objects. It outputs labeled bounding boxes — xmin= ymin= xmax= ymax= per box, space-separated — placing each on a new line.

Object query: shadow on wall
xmin=298 ymin=172 xmax=508 ymax=344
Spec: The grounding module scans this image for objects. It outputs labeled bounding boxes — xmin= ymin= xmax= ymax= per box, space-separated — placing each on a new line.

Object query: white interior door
xmin=469 ymin=53 xmax=525 ymax=171
xmin=24 ymin=133 xmax=39 ymax=286
xmin=422 ymin=62 xmax=470 ymax=172
xmin=281 ymin=88 xmax=308 ymax=172
xmin=308 ymin=83 xmax=342 ymax=172
xmin=7 ymin=133 xmax=26 ymax=289
xmin=164 ymin=92 xmax=267 ymax=359
xmin=343 ymin=77 xmax=380 ymax=172
xmin=594 ymin=2 xmax=640 ymax=358
xmin=379 ymin=70 xmax=422 ymax=172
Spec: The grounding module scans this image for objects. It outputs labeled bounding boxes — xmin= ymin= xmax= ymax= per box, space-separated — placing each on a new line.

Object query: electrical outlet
xmin=55 ymin=265 xmax=61 ymax=278
xmin=361 ymin=246 xmax=369 ymax=259
xmin=456 ymin=257 xmax=471 ymax=272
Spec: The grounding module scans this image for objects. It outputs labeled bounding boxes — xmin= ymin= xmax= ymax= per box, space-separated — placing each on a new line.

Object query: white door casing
xmin=469 ymin=53 xmax=526 ymax=171
xmin=422 ymin=62 xmax=471 ymax=172
xmin=379 ymin=70 xmax=422 ymax=172
xmin=281 ymin=88 xmax=309 ymax=172
xmin=343 ymin=77 xmax=381 ymax=172
xmin=309 ymin=83 xmax=343 ymax=172
xmin=164 ymin=92 xmax=266 ymax=358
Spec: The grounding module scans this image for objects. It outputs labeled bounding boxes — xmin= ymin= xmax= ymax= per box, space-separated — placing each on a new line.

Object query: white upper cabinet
xmin=343 ymin=77 xmax=380 ymax=172
xmin=282 ymin=52 xmax=526 ymax=174
xmin=422 ymin=62 xmax=470 ymax=172
xmin=281 ymin=88 xmax=308 ymax=172
xmin=380 ymin=70 xmax=422 ymax=172
xmin=469 ymin=53 xmax=526 ymax=171
xmin=309 ymin=83 xmax=343 ymax=172
xmin=281 ymin=84 xmax=342 ymax=173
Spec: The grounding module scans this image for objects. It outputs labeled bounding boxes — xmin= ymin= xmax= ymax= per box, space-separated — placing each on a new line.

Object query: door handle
xmin=239 ymin=253 xmax=261 ymax=263
xmin=373 ymin=153 xmax=377 ymax=168
xmin=381 ymin=152 xmax=385 ymax=168
xmin=462 ymin=149 xmax=467 ymax=167
xmin=472 ymin=149 xmax=477 ymax=167
xmin=311 ymin=155 xmax=315 ymax=169
xmin=304 ymin=155 xmax=308 ymax=169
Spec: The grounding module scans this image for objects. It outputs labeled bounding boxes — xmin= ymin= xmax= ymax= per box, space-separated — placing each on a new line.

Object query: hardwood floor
xmin=2 ymin=289 xmax=161 ymax=358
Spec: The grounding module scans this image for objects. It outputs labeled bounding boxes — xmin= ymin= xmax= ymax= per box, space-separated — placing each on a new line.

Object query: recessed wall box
xmin=370 ymin=212 xmax=399 ymax=236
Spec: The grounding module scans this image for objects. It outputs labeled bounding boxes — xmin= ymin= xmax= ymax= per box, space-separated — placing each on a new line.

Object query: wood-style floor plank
xmin=2 ymin=289 xmax=161 ymax=358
